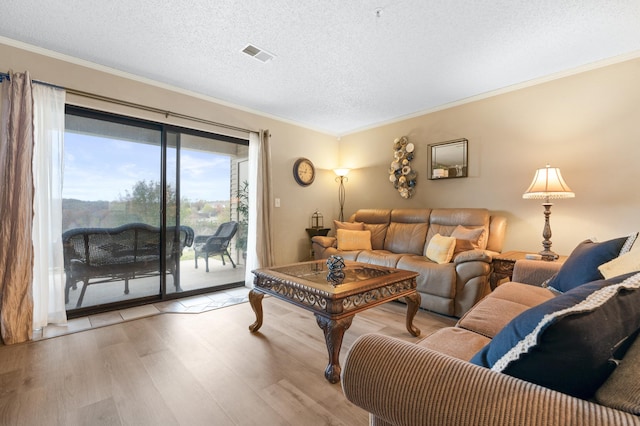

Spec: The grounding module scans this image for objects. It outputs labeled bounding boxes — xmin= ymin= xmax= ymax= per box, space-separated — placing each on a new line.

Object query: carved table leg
xmin=490 ymin=272 xmax=508 ymax=290
xmin=404 ymin=292 xmax=421 ymax=337
xmin=248 ymin=290 xmax=265 ymax=332
xmin=315 ymin=315 xmax=354 ymax=384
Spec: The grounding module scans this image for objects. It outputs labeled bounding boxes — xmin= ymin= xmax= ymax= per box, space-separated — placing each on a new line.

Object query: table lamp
xmin=522 ymin=164 xmax=575 ymax=260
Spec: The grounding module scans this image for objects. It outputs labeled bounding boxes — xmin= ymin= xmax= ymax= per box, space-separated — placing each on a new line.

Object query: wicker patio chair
xmin=194 ymin=221 xmax=239 ymax=272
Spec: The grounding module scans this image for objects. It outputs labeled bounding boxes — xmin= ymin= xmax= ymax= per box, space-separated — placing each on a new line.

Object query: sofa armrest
xmin=453 ymin=248 xmax=492 ymax=265
xmin=451 ymin=250 xmax=494 ymax=316
xmin=311 ymin=236 xmax=337 ymax=260
xmin=512 ymin=259 xmax=563 ymax=286
xmin=311 ymin=235 xmax=335 ymax=248
xmin=342 ymin=334 xmax=638 ymax=426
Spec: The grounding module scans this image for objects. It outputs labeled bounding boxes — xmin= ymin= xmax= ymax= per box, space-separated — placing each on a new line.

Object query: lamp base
xmin=539 ymin=249 xmax=559 ymax=262
xmin=539 ymin=202 xmax=558 ymax=261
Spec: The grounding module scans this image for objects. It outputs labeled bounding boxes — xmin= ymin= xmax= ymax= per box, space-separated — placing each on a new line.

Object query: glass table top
xmin=267 ymin=260 xmax=395 ymax=286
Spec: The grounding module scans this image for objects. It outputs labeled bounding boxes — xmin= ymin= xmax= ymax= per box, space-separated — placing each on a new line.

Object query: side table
xmin=305 ymin=228 xmax=331 ymax=239
xmin=490 ymin=250 xmax=566 ymax=290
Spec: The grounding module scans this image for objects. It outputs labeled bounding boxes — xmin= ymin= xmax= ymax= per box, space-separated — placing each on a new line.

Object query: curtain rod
xmin=0 ymin=71 xmax=64 ymax=91
xmin=1 ymin=71 xmax=253 ymax=135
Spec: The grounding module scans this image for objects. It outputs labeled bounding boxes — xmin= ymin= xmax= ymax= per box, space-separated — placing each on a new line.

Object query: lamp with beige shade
xmin=523 ymin=164 xmax=575 ymax=261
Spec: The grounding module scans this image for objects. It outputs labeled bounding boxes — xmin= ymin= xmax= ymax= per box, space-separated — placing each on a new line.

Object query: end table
xmin=305 ymin=227 xmax=331 ymax=239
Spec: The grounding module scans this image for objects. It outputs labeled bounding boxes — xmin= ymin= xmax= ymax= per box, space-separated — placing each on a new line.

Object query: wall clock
xmin=293 ymin=157 xmax=315 ymax=186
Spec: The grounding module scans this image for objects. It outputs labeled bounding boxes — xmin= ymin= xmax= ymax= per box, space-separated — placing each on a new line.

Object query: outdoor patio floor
xmin=37 ymin=258 xmax=249 ymax=341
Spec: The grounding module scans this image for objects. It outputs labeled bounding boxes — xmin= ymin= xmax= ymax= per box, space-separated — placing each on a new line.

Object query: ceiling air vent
xmin=241 ymin=44 xmax=275 ymax=63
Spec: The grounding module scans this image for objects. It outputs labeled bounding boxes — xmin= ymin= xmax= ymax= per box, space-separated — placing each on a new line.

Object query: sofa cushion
xmin=352 ymin=209 xmax=391 ymax=224
xmin=418 ymin=327 xmax=490 ymax=361
xmin=427 ymin=208 xmax=489 ymax=250
xmin=425 ymin=233 xmax=456 ymax=264
xmin=457 ymin=282 xmax=555 ymax=338
xmin=487 ymin=281 xmax=557 ymax=307
xmin=355 ymin=250 xmax=404 ymax=268
xmin=333 ymin=220 xmax=364 ymax=231
xmin=353 ymin=210 xmax=390 ymax=250
xmin=594 ymin=332 xmax=640 ymax=414
xmin=451 ymin=225 xmax=486 ymax=255
xmin=470 ymin=271 xmax=640 ymax=400
xmin=384 ymin=222 xmax=428 ymax=255
xmin=363 ymin=224 xmax=388 ymax=250
xmin=545 ymin=234 xmax=636 ymax=293
xmin=336 ymin=229 xmax=372 ymax=251
xmin=324 ymin=247 xmax=360 ymax=261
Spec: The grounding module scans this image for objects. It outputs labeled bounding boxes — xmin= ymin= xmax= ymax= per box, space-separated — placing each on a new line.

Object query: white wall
xmin=1 ymin=40 xmax=339 ymax=265
xmin=339 ymin=57 xmax=640 ymax=256
xmin=3 ymin=39 xmax=640 ymax=262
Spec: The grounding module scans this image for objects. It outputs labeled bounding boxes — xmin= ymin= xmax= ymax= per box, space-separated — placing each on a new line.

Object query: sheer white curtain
xmin=32 ymin=83 xmax=66 ymax=329
xmin=245 ymin=130 xmax=275 ymax=286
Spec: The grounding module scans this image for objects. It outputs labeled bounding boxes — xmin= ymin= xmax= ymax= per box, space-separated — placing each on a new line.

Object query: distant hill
xmin=62 ymin=198 xmax=231 ymax=235
xmin=62 ymin=199 xmax=113 ymax=230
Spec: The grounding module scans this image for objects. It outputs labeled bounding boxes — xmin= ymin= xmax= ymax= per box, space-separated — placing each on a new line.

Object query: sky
xmin=63 ymin=132 xmax=232 ymax=202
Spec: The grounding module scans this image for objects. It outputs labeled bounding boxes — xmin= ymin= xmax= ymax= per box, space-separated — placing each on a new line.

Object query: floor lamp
xmin=522 ymin=164 xmax=575 ymax=260
xmin=333 ymin=168 xmax=350 ymax=222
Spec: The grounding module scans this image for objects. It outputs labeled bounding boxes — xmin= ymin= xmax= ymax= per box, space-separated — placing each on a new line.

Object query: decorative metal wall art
xmin=389 ymin=136 xmax=416 ymax=198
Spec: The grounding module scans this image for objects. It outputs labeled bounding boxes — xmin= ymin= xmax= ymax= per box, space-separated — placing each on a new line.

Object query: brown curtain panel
xmin=0 ymin=72 xmax=34 ymax=344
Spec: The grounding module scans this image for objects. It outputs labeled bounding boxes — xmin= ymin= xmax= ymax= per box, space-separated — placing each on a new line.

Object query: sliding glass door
xmin=63 ymin=106 xmax=248 ymax=315
xmin=63 ymin=109 xmax=163 ymax=310
xmin=166 ymin=130 xmax=248 ymax=295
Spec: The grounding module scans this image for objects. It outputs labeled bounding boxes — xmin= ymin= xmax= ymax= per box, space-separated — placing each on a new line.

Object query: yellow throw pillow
xmin=333 ymin=220 xmax=365 ymax=231
xmin=425 ymin=233 xmax=456 ymax=264
xmin=336 ymin=229 xmax=372 ymax=251
xmin=598 ymin=244 xmax=640 ymax=279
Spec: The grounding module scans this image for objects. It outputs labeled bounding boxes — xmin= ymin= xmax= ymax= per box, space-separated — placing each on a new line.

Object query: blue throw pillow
xmin=470 ymin=271 xmax=640 ymax=399
xmin=545 ymin=234 xmax=636 ymax=293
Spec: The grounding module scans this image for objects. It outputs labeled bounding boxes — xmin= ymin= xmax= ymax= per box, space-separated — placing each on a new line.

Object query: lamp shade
xmin=522 ymin=164 xmax=575 ymax=201
xmin=333 ymin=168 xmax=350 ymax=177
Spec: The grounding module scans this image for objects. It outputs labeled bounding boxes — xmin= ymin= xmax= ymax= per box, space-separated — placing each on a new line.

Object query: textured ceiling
xmin=2 ymin=1 xmax=640 ymax=135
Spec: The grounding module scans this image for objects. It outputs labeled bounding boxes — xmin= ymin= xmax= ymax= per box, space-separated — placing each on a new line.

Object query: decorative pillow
xmin=470 ymin=271 xmax=640 ymax=399
xmin=620 ymin=231 xmax=639 ymax=253
xmin=594 ymin=331 xmax=640 ymax=414
xmin=545 ymin=234 xmax=636 ymax=293
xmin=425 ymin=233 xmax=456 ymax=264
xmin=598 ymin=243 xmax=640 ymax=279
xmin=336 ymin=229 xmax=372 ymax=251
xmin=450 ymin=225 xmax=485 ymax=255
xmin=333 ymin=220 xmax=364 ymax=231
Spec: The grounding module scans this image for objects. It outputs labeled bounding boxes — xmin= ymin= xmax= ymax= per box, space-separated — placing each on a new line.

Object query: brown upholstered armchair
xmin=194 ymin=221 xmax=238 ymax=272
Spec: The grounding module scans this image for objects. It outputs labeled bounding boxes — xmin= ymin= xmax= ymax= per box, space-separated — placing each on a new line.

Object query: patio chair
xmin=194 ymin=221 xmax=238 ymax=272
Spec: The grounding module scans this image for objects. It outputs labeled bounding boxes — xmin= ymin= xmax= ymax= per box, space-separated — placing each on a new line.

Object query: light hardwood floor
xmin=0 ymin=297 xmax=455 ymax=425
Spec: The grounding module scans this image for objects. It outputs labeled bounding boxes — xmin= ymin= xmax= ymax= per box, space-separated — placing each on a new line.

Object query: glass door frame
xmin=64 ymin=106 xmax=249 ymax=318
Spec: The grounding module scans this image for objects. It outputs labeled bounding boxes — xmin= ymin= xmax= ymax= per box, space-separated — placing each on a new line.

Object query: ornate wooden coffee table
xmin=249 ymin=260 xmax=421 ymax=383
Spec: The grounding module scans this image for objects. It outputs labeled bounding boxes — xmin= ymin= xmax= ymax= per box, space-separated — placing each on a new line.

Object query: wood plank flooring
xmin=0 ymin=297 xmax=455 ymax=425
